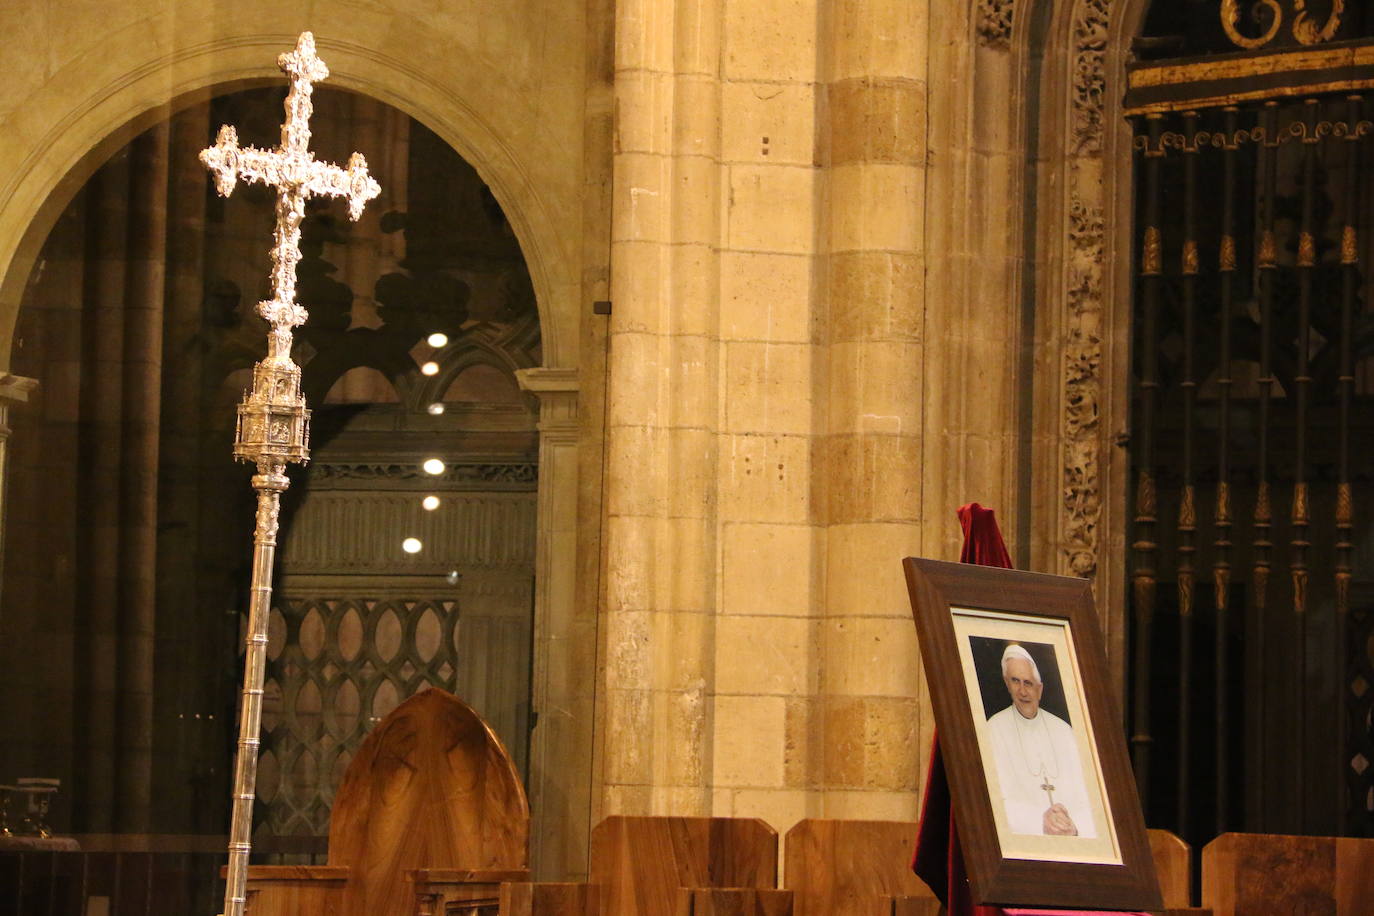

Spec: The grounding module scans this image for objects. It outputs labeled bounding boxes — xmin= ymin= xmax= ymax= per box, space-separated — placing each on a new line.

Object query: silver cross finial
xmin=199 ymin=30 xmax=381 ymax=355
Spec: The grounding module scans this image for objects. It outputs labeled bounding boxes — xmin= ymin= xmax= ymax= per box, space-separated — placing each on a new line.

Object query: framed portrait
xmin=904 ymin=557 xmax=1161 ymax=910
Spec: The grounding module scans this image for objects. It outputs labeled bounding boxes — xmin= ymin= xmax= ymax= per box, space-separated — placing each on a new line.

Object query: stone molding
xmin=1058 ymin=0 xmax=1113 ymax=581
xmin=517 ymin=366 xmax=579 ymax=435
xmin=977 ymin=0 xmax=1015 ymax=47
xmin=310 ymin=461 xmax=538 ymax=485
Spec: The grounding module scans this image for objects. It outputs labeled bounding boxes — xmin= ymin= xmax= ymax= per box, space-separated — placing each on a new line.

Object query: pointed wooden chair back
xmin=327 ymin=687 xmax=529 ymax=916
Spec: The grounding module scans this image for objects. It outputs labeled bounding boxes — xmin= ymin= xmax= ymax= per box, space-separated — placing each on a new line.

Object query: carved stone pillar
xmin=516 ymin=366 xmax=590 ymax=880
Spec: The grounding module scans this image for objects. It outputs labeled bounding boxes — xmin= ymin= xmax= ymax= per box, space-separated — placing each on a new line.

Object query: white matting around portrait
xmin=952 ymin=607 xmax=1122 ymax=866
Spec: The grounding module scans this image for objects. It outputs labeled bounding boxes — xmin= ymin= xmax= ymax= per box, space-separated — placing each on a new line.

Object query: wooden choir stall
xmin=238 ymin=687 xmax=529 ymax=916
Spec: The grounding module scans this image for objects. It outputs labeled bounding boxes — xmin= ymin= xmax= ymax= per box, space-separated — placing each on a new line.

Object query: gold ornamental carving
xmin=1179 ymin=484 xmax=1197 ymax=529
xmin=1220 ymin=235 xmax=1237 ymax=271
xmin=1182 ymin=240 xmax=1199 ymax=275
xmin=200 ymin=31 xmax=381 ymax=916
xmin=1337 ymin=481 xmax=1354 ymax=526
xmin=1142 ymin=226 xmax=1162 ymax=276
xmin=1216 ymin=481 xmax=1232 ymax=525
xmin=1342 ymin=225 xmax=1358 ymax=264
xmin=1292 ymin=481 xmax=1310 ymax=525
xmin=1297 ymin=231 xmax=1316 ymax=266
xmin=1259 ymin=230 xmax=1278 ymax=268
xmin=1221 ymin=0 xmax=1343 ymax=50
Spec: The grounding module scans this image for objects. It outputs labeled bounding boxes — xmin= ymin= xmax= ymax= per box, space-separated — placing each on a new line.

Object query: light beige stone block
xmin=615 ymin=69 xmax=674 ymax=156
xmin=824 ymin=522 xmax=923 ymax=618
xmin=606 ymin=425 xmax=715 ymax=519
xmin=614 ymin=0 xmax=675 ymax=73
xmin=727 ymin=165 xmax=816 ymax=255
xmin=722 ymin=81 xmax=816 ymax=166
xmin=603 ymin=686 xmax=653 ymax=785
xmin=713 ymin=694 xmax=786 ymax=787
xmin=732 ymin=788 xmax=813 ymax=843
xmin=672 ymin=74 xmax=722 ymax=159
xmin=720 ymin=251 xmax=814 ymax=343
xmin=605 ymin=609 xmax=653 ymax=689
xmin=725 ymin=341 xmax=813 ymax=435
xmin=604 ymin=515 xmax=656 ymax=613
xmin=723 ymin=0 xmax=818 ymax=82
xmin=610 ymin=238 xmax=672 ymax=334
xmin=672 ymin=0 xmax=723 ymax=77
xmin=670 ymin=243 xmax=720 ymax=337
xmin=817 ymin=433 xmax=921 ymax=524
xmin=828 ymin=340 xmax=922 ymax=436
xmin=655 ymin=686 xmax=708 ymax=786
xmin=819 ymin=789 xmax=922 ymax=822
xmin=721 ymin=522 xmax=816 ymax=616
xmin=607 ymin=331 xmax=714 ymax=429
xmin=716 ymin=615 xmax=813 ymax=696
xmin=720 ymin=434 xmax=812 ymax=523
xmin=602 ymin=784 xmax=654 ymax=816
xmin=829 ymin=162 xmax=923 ymax=253
xmin=821 ymin=616 xmax=922 ymax=697
xmin=820 ymin=696 xmax=922 ymax=791
xmin=828 ymin=0 xmax=927 ymax=81
xmin=828 ymin=250 xmax=924 ymax=343
xmin=784 ymin=696 xmax=819 ymax=788
xmin=671 ymin=153 xmax=723 ymax=247
xmin=613 ymin=152 xmax=673 ymax=244
xmin=825 ymin=77 xmax=927 ymax=167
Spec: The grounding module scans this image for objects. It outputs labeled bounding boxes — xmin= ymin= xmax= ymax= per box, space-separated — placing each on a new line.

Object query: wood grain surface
xmin=590 ymin=816 xmax=779 ymax=916
xmin=243 ymin=688 xmax=529 ymax=916
xmin=782 ymin=819 xmax=936 ymax=916
xmin=673 ymin=888 xmax=794 ymax=915
xmin=499 ymin=881 xmax=600 ymax=916
xmin=1202 ymin=832 xmax=1374 ymax=915
xmin=1147 ymin=829 xmax=1192 ymax=910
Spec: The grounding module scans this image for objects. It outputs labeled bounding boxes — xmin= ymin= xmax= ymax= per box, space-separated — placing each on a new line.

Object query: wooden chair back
xmin=1147 ymin=828 xmax=1192 ymax=909
xmin=326 ymin=687 xmax=529 ymax=916
xmin=589 ymin=816 xmax=779 ymax=915
xmin=1203 ymin=832 xmax=1374 ymax=915
xmin=782 ymin=820 xmax=935 ymax=916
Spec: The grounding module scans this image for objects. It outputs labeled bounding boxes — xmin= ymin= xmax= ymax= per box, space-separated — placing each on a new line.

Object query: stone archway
xmin=0 ymin=5 xmax=602 ymax=881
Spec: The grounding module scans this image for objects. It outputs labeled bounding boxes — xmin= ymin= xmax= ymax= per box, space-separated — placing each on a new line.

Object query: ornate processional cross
xmin=199 ymin=32 xmax=380 ymax=916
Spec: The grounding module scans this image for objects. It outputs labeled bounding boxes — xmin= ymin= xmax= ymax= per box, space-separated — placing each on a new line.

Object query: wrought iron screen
xmin=1126 ymin=95 xmax=1374 ymax=845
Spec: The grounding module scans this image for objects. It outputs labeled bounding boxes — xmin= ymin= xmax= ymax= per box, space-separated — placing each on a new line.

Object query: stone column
xmin=116 ymin=120 xmax=168 ymax=834
xmin=602 ymin=0 xmax=725 ymax=818
xmin=815 ymin=0 xmax=930 ymax=820
xmin=709 ymin=0 xmax=824 ymax=836
xmin=516 ymin=366 xmax=592 ymax=880
xmin=81 ymin=143 xmax=132 ymax=832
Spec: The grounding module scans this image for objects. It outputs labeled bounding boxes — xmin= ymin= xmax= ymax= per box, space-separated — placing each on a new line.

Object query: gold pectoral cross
xmin=1039 ymin=767 xmax=1056 ymax=807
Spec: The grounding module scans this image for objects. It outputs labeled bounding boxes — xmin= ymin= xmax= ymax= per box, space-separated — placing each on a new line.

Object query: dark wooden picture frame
xmin=904 ymin=557 xmax=1161 ymax=910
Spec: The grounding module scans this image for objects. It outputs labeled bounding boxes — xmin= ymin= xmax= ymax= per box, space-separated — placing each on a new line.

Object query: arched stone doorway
xmin=0 ymin=16 xmax=602 ymax=882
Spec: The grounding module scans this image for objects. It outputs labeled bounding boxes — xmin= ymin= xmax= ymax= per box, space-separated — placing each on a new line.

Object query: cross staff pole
xmin=199 ymin=32 xmax=380 ymax=916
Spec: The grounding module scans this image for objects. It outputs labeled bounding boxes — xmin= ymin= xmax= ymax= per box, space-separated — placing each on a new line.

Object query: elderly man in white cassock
xmin=985 ymin=643 xmax=1096 ymax=838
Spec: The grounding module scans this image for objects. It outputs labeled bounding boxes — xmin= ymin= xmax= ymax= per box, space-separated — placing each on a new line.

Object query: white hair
xmin=1000 ymin=644 xmax=1042 ymax=684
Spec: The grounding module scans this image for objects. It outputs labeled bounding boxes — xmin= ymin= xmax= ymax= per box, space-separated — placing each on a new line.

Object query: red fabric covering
xmin=911 ymin=503 xmax=1144 ymax=916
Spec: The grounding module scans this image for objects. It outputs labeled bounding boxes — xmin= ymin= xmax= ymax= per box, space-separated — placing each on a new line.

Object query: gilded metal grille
xmin=1128 ymin=95 xmax=1374 ymax=843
